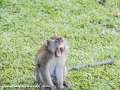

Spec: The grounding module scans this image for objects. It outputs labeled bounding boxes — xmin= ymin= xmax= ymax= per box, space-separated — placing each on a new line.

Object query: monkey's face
xmin=46 ymin=37 xmax=65 ymax=57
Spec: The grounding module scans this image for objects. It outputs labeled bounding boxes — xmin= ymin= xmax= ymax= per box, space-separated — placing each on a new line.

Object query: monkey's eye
xmin=60 ymin=39 xmax=63 ymax=42
xmin=55 ymin=40 xmax=58 ymax=43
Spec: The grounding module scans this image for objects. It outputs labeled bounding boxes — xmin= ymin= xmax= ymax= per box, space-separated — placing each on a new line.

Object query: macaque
xmin=97 ymin=0 xmax=106 ymax=3
xmin=34 ymin=36 xmax=69 ymax=90
xmin=34 ymin=36 xmax=116 ymax=90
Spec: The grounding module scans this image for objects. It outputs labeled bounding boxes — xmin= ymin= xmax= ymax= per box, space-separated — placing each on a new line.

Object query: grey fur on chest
xmin=48 ymin=55 xmax=66 ymax=77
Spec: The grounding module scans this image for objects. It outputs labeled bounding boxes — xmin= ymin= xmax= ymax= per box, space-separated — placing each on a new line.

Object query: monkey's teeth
xmin=56 ymin=48 xmax=62 ymax=57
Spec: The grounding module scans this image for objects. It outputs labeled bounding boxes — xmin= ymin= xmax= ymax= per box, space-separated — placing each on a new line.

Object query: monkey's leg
xmin=56 ymin=66 xmax=68 ymax=90
xmin=34 ymin=66 xmax=44 ymax=84
xmin=35 ymin=67 xmax=50 ymax=90
xmin=63 ymin=66 xmax=70 ymax=88
xmin=40 ymin=67 xmax=57 ymax=90
xmin=35 ymin=66 xmax=50 ymax=90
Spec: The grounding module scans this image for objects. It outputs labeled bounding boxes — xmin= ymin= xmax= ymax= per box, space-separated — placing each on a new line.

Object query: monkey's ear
xmin=46 ymin=39 xmax=55 ymax=46
xmin=46 ymin=40 xmax=49 ymax=46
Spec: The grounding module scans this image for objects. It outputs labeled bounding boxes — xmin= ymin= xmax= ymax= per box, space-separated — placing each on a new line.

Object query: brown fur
xmin=50 ymin=36 xmax=63 ymax=40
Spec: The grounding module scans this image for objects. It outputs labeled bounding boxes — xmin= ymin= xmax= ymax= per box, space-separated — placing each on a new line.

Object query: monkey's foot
xmin=42 ymin=87 xmax=57 ymax=90
xmin=63 ymin=81 xmax=70 ymax=88
xmin=41 ymin=87 xmax=50 ymax=90
xmin=60 ymin=86 xmax=68 ymax=90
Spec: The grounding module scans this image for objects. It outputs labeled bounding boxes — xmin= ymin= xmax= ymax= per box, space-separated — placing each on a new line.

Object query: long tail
xmin=67 ymin=60 xmax=116 ymax=71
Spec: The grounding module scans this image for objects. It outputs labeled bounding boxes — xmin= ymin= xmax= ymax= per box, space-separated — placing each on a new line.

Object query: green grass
xmin=0 ymin=0 xmax=120 ymax=90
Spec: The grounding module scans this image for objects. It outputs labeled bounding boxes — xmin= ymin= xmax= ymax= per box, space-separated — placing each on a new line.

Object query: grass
xmin=0 ymin=0 xmax=120 ymax=90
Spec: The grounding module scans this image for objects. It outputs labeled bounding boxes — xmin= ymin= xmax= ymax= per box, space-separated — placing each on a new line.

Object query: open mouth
xmin=55 ymin=47 xmax=64 ymax=57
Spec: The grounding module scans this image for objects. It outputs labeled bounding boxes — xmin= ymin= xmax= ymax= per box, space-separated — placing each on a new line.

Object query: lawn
xmin=0 ymin=0 xmax=120 ymax=90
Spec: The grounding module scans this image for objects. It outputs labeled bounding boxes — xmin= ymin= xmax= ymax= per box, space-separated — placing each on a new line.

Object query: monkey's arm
xmin=67 ymin=60 xmax=116 ymax=71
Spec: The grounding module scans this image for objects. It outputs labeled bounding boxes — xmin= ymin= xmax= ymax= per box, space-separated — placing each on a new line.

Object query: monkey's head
xmin=46 ymin=36 xmax=68 ymax=57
